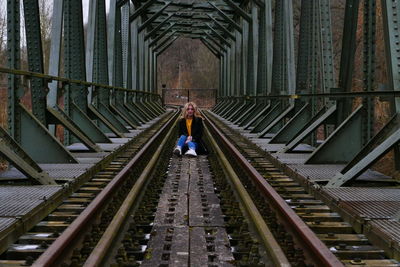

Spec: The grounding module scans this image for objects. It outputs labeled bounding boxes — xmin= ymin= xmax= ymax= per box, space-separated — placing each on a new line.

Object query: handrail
xmin=0 ymin=67 xmax=159 ymax=96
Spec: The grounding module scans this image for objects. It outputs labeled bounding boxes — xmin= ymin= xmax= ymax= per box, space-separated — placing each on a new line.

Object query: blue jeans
xmin=177 ymin=135 xmax=197 ymax=150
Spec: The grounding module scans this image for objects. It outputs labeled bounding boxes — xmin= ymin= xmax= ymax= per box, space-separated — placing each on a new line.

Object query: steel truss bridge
xmin=0 ymin=0 xmax=400 ymax=265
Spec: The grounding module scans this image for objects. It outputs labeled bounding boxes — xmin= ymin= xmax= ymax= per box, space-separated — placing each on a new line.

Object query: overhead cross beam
xmin=221 ymin=0 xmax=251 ymax=22
xmin=130 ymin=0 xmax=159 ymax=22
xmin=207 ymin=15 xmax=236 ymax=41
xmin=145 ymin=13 xmax=175 ymax=40
xmin=138 ymin=2 xmax=172 ymax=33
xmin=208 ymin=2 xmax=242 ymax=33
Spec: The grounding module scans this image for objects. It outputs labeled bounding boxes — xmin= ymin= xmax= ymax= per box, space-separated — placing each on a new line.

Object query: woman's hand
xmin=185 ymin=136 xmax=192 ymax=144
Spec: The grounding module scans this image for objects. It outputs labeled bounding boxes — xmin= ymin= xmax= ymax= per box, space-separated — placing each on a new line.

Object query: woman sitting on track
xmin=173 ymin=102 xmax=206 ymax=157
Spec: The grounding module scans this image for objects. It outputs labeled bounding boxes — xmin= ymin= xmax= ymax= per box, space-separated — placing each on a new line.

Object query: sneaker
xmin=185 ymin=149 xmax=197 ymax=157
xmin=173 ymin=146 xmax=182 ymax=156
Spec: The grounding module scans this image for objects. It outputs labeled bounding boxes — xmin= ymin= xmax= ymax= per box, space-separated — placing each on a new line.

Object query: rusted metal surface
xmin=205 ymin=125 xmax=290 ymax=266
xmin=83 ymin=115 xmax=178 ymax=267
xmin=32 ymin=112 xmax=178 ymax=267
xmin=204 ymin=111 xmax=343 ymax=267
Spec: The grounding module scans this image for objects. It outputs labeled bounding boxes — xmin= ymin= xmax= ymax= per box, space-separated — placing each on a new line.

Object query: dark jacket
xmin=178 ymin=116 xmax=208 ymax=154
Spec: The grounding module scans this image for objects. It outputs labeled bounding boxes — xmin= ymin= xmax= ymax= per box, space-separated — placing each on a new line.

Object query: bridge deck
xmin=0 ymin=117 xmax=163 ymax=251
xmin=212 ymin=112 xmax=400 ymax=260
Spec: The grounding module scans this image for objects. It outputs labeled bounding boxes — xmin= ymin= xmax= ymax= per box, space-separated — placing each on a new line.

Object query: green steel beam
xmin=87 ymin=0 xmax=110 ymax=105
xmin=382 ymin=0 xmax=400 ymax=113
xmin=130 ymin=0 xmax=158 ymax=22
xmin=47 ymin=0 xmax=63 ymax=109
xmin=149 ymin=24 xmax=176 ymax=47
xmin=156 ymin=36 xmax=179 ymax=56
xmin=0 ymin=126 xmax=54 ymax=185
xmin=63 ymin=0 xmax=88 ymax=114
xmin=381 ymin=0 xmax=400 ymax=169
xmin=269 ymin=104 xmax=313 ymax=144
xmin=208 ymin=2 xmax=242 ymax=33
xmin=145 ymin=14 xmax=174 ymax=40
xmin=206 ymin=24 xmax=231 ymax=47
xmin=221 ymin=0 xmax=251 ymax=22
xmin=256 ymin=0 xmax=273 ymax=96
xmin=138 ymin=2 xmax=172 ymax=33
xmin=7 ymin=0 xmax=22 ymax=142
xmin=337 ymin=0 xmax=360 ymax=123
xmin=22 ymin=0 xmax=46 ymax=125
xmin=201 ymin=37 xmax=223 ymax=54
xmin=200 ymin=38 xmax=222 ymax=58
xmin=203 ymin=32 xmax=228 ymax=53
xmin=246 ymin=2 xmax=258 ymax=96
xmin=362 ymin=0 xmax=376 ymax=142
xmin=280 ymin=105 xmax=338 ymax=153
xmin=206 ymin=15 xmax=236 ymax=41
xmin=154 ymin=34 xmax=177 ymax=52
xmin=271 ymin=0 xmax=296 ymax=96
xmin=328 ymin=114 xmax=400 ymax=187
xmin=306 ymin=105 xmax=365 ymax=164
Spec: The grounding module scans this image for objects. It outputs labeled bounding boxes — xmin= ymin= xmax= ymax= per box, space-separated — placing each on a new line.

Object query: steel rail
xmin=203 ymin=111 xmax=343 ymax=267
xmin=32 ymin=111 xmax=179 ymax=267
xmin=205 ymin=125 xmax=290 ymax=267
xmin=83 ymin=116 xmax=178 ymax=267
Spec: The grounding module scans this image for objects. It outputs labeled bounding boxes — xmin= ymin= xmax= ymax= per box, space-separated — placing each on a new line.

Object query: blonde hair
xmin=181 ymin=102 xmax=203 ymax=119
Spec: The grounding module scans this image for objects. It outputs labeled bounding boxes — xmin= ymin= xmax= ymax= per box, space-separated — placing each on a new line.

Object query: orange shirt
xmin=186 ymin=118 xmax=192 ymax=136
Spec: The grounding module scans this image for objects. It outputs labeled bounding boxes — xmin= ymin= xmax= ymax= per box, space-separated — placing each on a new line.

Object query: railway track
xmin=204 ymin=110 xmax=400 ymax=267
xmin=0 ymin=110 xmax=399 ymax=266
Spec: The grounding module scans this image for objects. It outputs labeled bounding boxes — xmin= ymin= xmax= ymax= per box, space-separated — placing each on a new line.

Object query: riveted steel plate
xmin=39 ymin=164 xmax=94 ymax=180
xmin=292 ymin=143 xmax=315 ymax=152
xmin=322 ymin=188 xmax=400 ymax=202
xmin=0 ymin=218 xmax=17 ymax=233
xmin=271 ymin=153 xmax=310 ymax=164
xmin=369 ymin=220 xmax=400 ymax=243
xmin=287 ymin=164 xmax=344 ymax=181
xmin=97 ymin=143 xmax=123 ymax=151
xmin=0 ymin=164 xmax=93 ymax=180
xmin=109 ymin=138 xmax=130 ymax=144
xmin=292 ymin=164 xmax=391 ymax=182
xmin=66 ymin=143 xmax=90 ymax=151
xmin=71 ymin=152 xmax=109 ymax=158
xmin=0 ymin=168 xmax=27 ymax=180
xmin=75 ymin=158 xmax=103 ymax=164
xmin=259 ymin=143 xmax=286 ymax=152
xmin=0 ymin=186 xmax=61 ymax=216
xmin=341 ymin=201 xmax=400 ymax=220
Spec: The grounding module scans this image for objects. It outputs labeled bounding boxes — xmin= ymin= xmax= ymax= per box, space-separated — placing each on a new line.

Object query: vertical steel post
xmin=272 ymin=0 xmax=296 ymax=96
xmin=362 ymin=0 xmax=376 ymax=141
xmin=256 ymin=0 xmax=273 ymax=97
xmin=235 ymin=30 xmax=241 ymax=97
xmin=87 ymin=0 xmax=110 ymax=106
xmin=7 ymin=0 xmax=22 ymax=141
xmin=23 ymin=0 xmax=46 ymax=124
xmin=381 ymin=0 xmax=400 ymax=169
xmin=47 ymin=0 xmax=63 ymax=109
xmin=108 ymin=0 xmax=124 ymax=107
xmin=337 ymin=0 xmax=360 ymax=123
xmin=246 ymin=2 xmax=258 ymax=96
xmin=64 ymin=0 xmax=87 ymax=112
xmin=241 ymin=18 xmax=248 ymax=95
